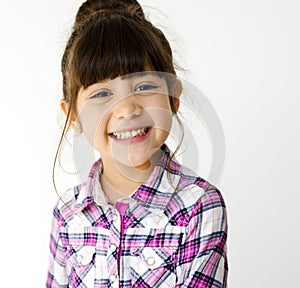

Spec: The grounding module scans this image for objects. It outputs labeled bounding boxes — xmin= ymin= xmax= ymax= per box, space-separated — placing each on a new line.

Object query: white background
xmin=0 ymin=0 xmax=299 ymax=287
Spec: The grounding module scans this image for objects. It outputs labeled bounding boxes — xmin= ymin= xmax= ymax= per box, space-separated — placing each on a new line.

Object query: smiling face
xmin=64 ymin=72 xmax=179 ymax=181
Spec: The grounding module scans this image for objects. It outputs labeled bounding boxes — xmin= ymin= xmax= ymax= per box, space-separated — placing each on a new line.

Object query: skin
xmin=61 ymin=72 xmax=181 ymax=202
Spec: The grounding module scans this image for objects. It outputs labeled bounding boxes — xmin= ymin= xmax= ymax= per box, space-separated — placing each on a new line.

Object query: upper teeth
xmin=113 ymin=128 xmax=147 ymax=140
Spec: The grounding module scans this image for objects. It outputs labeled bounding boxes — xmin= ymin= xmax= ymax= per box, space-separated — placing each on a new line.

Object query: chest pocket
xmin=125 ymin=226 xmax=187 ymax=288
xmin=59 ymin=226 xmax=110 ymax=287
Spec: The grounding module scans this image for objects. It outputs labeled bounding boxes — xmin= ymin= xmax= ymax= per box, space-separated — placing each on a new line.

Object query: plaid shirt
xmin=47 ymin=148 xmax=228 ymax=287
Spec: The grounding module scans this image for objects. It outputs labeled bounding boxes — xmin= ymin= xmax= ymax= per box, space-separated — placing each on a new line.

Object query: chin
xmin=117 ymin=150 xmax=152 ymax=169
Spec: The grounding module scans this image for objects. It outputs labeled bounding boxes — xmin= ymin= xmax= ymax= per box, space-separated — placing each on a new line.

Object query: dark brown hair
xmin=53 ymin=0 xmax=183 ymax=193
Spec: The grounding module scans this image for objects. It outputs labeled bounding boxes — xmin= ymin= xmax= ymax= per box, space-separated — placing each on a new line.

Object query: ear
xmin=60 ymin=100 xmax=82 ymax=132
xmin=171 ymin=79 xmax=182 ymax=113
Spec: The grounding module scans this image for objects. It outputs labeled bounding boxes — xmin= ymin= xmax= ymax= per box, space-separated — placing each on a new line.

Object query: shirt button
xmin=77 ymin=254 xmax=84 ymax=264
xmin=110 ymin=274 xmax=118 ymax=283
xmin=146 ymin=256 xmax=156 ymax=266
xmin=109 ymin=244 xmax=117 ymax=252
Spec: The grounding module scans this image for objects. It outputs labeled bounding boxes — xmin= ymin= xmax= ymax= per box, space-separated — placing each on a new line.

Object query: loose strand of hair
xmin=167 ymin=113 xmax=185 ymax=188
xmin=52 ymin=106 xmax=72 ymax=205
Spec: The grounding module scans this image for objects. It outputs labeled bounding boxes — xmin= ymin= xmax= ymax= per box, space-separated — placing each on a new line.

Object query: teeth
xmin=113 ymin=128 xmax=147 ymax=140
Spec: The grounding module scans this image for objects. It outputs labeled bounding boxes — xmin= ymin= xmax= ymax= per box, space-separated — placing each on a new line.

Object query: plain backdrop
xmin=0 ymin=0 xmax=299 ymax=287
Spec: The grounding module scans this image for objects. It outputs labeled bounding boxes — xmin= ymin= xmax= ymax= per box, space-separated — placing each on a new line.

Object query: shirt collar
xmin=74 ymin=145 xmax=182 ymax=213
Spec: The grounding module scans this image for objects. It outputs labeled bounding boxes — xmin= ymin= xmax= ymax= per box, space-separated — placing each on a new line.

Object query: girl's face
xmin=67 ymin=72 xmax=180 ymax=178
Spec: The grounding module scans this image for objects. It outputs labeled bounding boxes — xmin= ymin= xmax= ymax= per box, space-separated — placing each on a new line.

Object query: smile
xmin=110 ymin=127 xmax=150 ymax=140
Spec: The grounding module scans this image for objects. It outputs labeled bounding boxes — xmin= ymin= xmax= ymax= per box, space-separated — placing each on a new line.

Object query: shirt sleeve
xmin=175 ymin=188 xmax=228 ymax=288
xmin=46 ymin=207 xmax=68 ymax=288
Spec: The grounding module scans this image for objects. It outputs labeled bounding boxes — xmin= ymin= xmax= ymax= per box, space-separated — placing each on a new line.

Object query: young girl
xmin=47 ymin=0 xmax=228 ymax=287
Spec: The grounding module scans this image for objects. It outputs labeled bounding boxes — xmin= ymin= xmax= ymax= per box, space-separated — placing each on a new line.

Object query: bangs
xmin=70 ymin=14 xmax=174 ymax=89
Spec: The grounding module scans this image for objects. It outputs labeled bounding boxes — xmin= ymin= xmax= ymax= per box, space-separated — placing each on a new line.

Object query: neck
xmin=100 ymin=149 xmax=163 ymax=204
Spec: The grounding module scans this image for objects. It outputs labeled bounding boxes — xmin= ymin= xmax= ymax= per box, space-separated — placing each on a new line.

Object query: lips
xmin=109 ymin=127 xmax=151 ymax=140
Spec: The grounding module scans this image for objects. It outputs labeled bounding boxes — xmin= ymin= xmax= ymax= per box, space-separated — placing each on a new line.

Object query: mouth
xmin=109 ymin=127 xmax=151 ymax=141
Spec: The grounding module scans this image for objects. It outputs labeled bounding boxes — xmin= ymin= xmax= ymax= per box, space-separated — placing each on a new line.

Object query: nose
xmin=113 ymin=96 xmax=142 ymax=120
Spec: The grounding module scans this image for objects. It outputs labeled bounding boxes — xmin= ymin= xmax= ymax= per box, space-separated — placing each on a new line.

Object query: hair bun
xmin=75 ymin=0 xmax=145 ymax=27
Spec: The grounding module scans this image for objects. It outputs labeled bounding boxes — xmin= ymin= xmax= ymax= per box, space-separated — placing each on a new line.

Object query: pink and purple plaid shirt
xmin=47 ymin=147 xmax=228 ymax=287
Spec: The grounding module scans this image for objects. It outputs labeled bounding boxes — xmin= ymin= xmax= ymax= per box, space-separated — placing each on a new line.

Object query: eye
xmin=90 ymin=90 xmax=112 ymax=99
xmin=135 ymin=84 xmax=158 ymax=93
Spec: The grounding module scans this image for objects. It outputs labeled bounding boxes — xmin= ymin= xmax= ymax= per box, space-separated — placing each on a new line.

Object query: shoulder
xmin=52 ymin=181 xmax=89 ymax=224
xmin=178 ymin=165 xmax=225 ymax=201
xmin=167 ymin=164 xmax=227 ymax=224
xmin=53 ymin=158 xmax=104 ymax=223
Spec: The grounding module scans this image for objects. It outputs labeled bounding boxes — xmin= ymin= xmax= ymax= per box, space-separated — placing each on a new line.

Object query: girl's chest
xmin=60 ymin=212 xmax=188 ymax=288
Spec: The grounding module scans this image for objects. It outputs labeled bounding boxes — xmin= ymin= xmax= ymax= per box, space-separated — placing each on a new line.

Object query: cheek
xmin=154 ymin=109 xmax=173 ymax=133
xmin=144 ymin=97 xmax=173 ymax=133
xmin=78 ymin=104 xmax=108 ymax=146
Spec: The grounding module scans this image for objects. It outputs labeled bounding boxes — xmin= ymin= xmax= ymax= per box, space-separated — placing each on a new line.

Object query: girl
xmin=47 ymin=0 xmax=228 ymax=287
